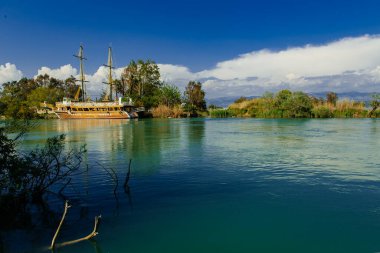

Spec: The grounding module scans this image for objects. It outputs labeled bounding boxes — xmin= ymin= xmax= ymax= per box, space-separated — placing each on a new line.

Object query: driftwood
xmin=50 ymin=200 xmax=71 ymax=249
xmin=50 ymin=200 xmax=101 ymax=250
xmin=55 ymin=215 xmax=101 ymax=248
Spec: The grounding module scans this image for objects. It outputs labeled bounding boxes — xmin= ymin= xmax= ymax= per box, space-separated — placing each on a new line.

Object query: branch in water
xmin=50 ymin=200 xmax=70 ymax=250
xmin=55 ymin=215 xmax=102 ymax=248
xmin=124 ymin=159 xmax=132 ymax=188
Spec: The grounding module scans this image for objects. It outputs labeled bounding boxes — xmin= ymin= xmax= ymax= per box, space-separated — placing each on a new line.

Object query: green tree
xmin=27 ymin=87 xmax=64 ymax=107
xmin=120 ymin=60 xmax=161 ymax=108
xmin=183 ymin=81 xmax=206 ymax=112
xmin=326 ymin=92 xmax=338 ymax=105
xmin=368 ymin=93 xmax=380 ymax=117
xmin=284 ymin=91 xmax=313 ymax=118
xmin=159 ymin=83 xmax=181 ymax=107
xmin=0 ymin=75 xmax=69 ymax=119
xmin=274 ymin=89 xmax=292 ymax=117
xmin=0 ymin=79 xmax=39 ymax=118
xmin=64 ymin=76 xmax=80 ymax=99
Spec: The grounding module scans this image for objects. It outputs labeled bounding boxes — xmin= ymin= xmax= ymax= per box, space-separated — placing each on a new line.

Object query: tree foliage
xmin=326 ymin=92 xmax=338 ymax=105
xmin=0 ymin=75 xmax=79 ymax=119
xmin=119 ymin=60 xmax=161 ymax=108
xmin=183 ymin=81 xmax=206 ymax=112
xmin=229 ymin=90 xmax=314 ymax=118
xmin=158 ymin=83 xmax=182 ymax=107
xmin=368 ymin=93 xmax=380 ymax=117
xmin=0 ymin=122 xmax=86 ymax=199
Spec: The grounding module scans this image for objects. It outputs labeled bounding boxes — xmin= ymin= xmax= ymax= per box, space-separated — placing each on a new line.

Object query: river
xmin=2 ymin=118 xmax=380 ymax=253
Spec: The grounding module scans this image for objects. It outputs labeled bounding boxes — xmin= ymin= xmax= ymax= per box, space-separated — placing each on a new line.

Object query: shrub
xmin=312 ymin=104 xmax=334 ymax=118
xmin=172 ymin=105 xmax=184 ymax=118
xmin=334 ymin=100 xmax=366 ymax=118
xmin=151 ymin=105 xmax=172 ymax=118
xmin=151 ymin=104 xmax=185 ymax=118
xmin=210 ymin=109 xmax=231 ymax=118
xmin=234 ymin=96 xmax=248 ymax=103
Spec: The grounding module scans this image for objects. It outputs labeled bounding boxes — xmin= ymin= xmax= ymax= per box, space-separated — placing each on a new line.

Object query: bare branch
xmin=55 ymin=215 xmax=101 ymax=248
xmin=124 ymin=159 xmax=132 ymax=188
xmin=50 ymin=200 xmax=71 ymax=250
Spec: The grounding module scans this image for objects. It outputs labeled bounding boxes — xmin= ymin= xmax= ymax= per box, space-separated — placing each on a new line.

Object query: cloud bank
xmin=2 ymin=35 xmax=380 ymax=98
xmin=0 ymin=63 xmax=23 ymax=84
xmin=161 ymin=35 xmax=380 ymax=98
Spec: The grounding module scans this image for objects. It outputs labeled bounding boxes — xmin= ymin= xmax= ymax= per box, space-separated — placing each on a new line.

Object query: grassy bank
xmin=211 ymin=90 xmax=380 ymax=118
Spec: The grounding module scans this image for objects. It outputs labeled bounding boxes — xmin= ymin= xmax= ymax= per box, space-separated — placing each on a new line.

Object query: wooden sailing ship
xmin=55 ymin=46 xmax=139 ymax=119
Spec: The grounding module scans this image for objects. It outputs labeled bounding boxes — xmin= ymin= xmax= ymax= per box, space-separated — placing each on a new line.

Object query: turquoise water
xmin=2 ymin=118 xmax=380 ymax=252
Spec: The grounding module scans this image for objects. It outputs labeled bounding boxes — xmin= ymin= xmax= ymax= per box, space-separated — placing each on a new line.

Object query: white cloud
xmin=159 ymin=35 xmax=380 ymax=98
xmin=84 ymin=66 xmax=126 ymax=97
xmin=36 ymin=64 xmax=77 ymax=80
xmin=158 ymin=64 xmax=195 ymax=81
xmin=0 ymin=63 xmax=23 ymax=84
xmin=7 ymin=35 xmax=380 ymax=99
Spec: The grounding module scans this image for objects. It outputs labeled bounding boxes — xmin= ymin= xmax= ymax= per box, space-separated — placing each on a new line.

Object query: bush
xmin=151 ymin=104 xmax=184 ymax=118
xmin=312 ymin=105 xmax=334 ymax=118
xmin=209 ymin=109 xmax=232 ymax=118
xmin=234 ymin=96 xmax=248 ymax=103
xmin=172 ymin=105 xmax=184 ymax=118
xmin=0 ymin=122 xmax=86 ymax=199
xmin=334 ymin=100 xmax=366 ymax=118
xmin=151 ymin=105 xmax=172 ymax=118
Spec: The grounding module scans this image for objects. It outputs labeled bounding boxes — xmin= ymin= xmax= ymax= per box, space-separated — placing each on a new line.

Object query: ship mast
xmin=103 ymin=47 xmax=114 ymax=101
xmin=74 ymin=45 xmax=88 ymax=101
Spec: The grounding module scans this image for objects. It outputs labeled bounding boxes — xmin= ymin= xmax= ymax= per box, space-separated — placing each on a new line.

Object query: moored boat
xmin=55 ymin=98 xmax=138 ymax=119
xmin=54 ymin=45 xmax=141 ymax=119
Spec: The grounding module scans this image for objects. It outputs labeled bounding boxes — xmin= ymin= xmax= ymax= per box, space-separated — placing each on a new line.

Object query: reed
xmin=151 ymin=104 xmax=185 ymax=118
xmin=312 ymin=104 xmax=334 ymax=118
xmin=334 ymin=99 xmax=366 ymax=118
xmin=151 ymin=105 xmax=172 ymax=118
xmin=172 ymin=105 xmax=184 ymax=118
xmin=209 ymin=109 xmax=231 ymax=118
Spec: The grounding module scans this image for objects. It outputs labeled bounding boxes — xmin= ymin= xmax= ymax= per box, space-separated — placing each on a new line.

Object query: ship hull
xmin=55 ymin=111 xmax=137 ymax=119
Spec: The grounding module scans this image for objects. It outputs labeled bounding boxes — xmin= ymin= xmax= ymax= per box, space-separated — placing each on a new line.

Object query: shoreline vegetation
xmin=210 ymin=90 xmax=380 ymax=119
xmin=0 ymin=60 xmax=208 ymax=120
xmin=0 ymin=59 xmax=379 ymax=119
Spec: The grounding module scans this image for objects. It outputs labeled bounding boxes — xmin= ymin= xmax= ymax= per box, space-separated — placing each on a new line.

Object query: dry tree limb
xmin=58 ymin=178 xmax=71 ymax=196
xmin=50 ymin=200 xmax=71 ymax=250
xmin=124 ymin=159 xmax=132 ymax=188
xmin=55 ymin=215 xmax=101 ymax=248
xmin=97 ymin=162 xmax=118 ymax=195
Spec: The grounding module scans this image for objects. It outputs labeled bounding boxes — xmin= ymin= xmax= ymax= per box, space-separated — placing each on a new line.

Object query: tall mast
xmin=74 ymin=45 xmax=88 ymax=101
xmin=103 ymin=46 xmax=114 ymax=101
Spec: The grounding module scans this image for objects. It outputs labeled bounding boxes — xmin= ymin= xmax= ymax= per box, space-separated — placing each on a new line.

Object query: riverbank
xmin=210 ymin=90 xmax=380 ymax=118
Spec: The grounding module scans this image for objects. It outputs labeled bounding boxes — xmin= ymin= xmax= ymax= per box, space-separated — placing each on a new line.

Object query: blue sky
xmin=2 ymin=0 xmax=380 ymax=98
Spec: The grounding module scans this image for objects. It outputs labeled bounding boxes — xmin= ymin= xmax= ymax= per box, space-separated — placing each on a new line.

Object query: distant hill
xmin=206 ymin=92 xmax=376 ymax=108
